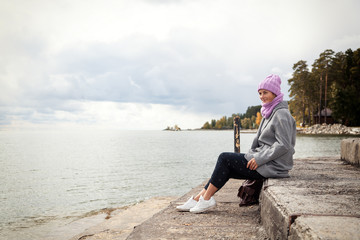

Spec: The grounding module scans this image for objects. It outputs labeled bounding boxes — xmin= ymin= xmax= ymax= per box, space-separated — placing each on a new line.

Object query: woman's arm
xmin=247 ymin=158 xmax=258 ymax=170
xmin=252 ymin=110 xmax=295 ymax=166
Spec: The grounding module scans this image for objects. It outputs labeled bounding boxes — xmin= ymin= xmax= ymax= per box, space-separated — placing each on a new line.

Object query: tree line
xmin=288 ymin=48 xmax=360 ymax=126
xmin=201 ymin=47 xmax=360 ymax=129
xmin=201 ymin=105 xmax=262 ymax=130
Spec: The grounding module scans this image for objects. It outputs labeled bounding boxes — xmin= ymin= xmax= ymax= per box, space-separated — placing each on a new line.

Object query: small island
xmin=164 ymin=125 xmax=181 ymax=131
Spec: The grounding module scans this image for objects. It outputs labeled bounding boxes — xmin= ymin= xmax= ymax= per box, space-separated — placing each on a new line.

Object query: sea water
xmin=0 ymin=129 xmax=352 ymax=240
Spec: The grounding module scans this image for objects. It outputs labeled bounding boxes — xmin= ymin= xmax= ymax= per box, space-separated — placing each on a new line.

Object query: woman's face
xmin=258 ymin=89 xmax=276 ymax=104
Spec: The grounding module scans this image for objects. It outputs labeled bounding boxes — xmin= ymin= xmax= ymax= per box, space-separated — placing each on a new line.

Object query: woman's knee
xmin=217 ymin=152 xmax=234 ymax=167
xmin=218 ymin=152 xmax=234 ymax=159
xmin=217 ymin=152 xmax=228 ymax=164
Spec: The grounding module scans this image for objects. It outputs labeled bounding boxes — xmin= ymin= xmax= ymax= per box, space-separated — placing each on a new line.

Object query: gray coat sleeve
xmin=252 ymin=109 xmax=295 ymax=166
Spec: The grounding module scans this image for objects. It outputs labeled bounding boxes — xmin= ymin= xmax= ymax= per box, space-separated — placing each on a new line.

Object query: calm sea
xmin=0 ymin=129 xmax=353 ymax=240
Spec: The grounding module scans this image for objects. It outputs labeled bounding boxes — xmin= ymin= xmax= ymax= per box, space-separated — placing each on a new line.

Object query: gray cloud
xmin=1 ymin=0 xmax=360 ymax=128
xmin=32 ymin=35 xmax=260 ymax=115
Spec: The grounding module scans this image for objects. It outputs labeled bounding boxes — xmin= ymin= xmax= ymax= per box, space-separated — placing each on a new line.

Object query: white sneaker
xmin=190 ymin=195 xmax=216 ymax=213
xmin=176 ymin=196 xmax=197 ymax=212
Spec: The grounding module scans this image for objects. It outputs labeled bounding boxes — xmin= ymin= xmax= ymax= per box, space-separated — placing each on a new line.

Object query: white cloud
xmin=331 ymin=34 xmax=360 ymax=51
xmin=1 ymin=0 xmax=360 ymax=129
xmin=129 ymin=76 xmax=141 ymax=89
xmin=1 ymin=101 xmax=218 ymax=130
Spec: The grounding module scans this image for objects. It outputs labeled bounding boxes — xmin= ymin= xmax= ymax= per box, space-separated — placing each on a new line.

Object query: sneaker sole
xmin=190 ymin=204 xmax=216 ymax=213
xmin=176 ymin=207 xmax=191 ymax=212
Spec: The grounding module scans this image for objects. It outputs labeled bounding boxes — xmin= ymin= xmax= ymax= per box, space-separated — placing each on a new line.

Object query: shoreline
xmin=165 ymin=128 xmax=258 ymax=133
xmin=125 ymin=157 xmax=360 ymax=239
xmin=58 ymin=155 xmax=359 ymax=240
xmin=167 ymin=124 xmax=360 ymax=135
xmin=68 ymin=196 xmax=177 ymax=240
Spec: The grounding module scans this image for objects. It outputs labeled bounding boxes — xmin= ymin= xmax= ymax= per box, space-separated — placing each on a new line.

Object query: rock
xmin=341 ymin=138 xmax=360 ymax=166
xmin=299 ymin=124 xmax=360 ymax=135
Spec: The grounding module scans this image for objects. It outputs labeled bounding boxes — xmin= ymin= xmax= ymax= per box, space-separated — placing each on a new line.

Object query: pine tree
xmin=288 ymin=60 xmax=312 ymax=125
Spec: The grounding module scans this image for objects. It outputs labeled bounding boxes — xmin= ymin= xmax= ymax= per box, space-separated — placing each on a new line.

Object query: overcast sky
xmin=1 ymin=0 xmax=359 ymax=130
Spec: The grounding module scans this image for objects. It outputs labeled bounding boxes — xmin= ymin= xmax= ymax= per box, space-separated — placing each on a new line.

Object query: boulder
xmin=341 ymin=138 xmax=360 ymax=166
xmin=300 ymin=124 xmax=360 ymax=135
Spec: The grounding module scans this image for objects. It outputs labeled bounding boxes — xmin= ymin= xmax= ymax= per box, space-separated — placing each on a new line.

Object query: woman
xmin=177 ymin=74 xmax=296 ymax=213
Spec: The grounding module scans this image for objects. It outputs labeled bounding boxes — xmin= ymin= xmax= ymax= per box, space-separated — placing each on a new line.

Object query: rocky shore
xmin=299 ymin=123 xmax=360 ymax=135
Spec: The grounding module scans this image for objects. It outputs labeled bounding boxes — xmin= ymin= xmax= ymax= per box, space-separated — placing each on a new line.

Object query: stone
xmin=289 ymin=216 xmax=360 ymax=240
xmin=260 ymin=157 xmax=360 ymax=239
xmin=299 ymin=124 xmax=360 ymax=135
xmin=341 ymin=138 xmax=360 ymax=166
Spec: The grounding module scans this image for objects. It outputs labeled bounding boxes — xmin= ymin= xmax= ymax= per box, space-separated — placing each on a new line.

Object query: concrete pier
xmin=341 ymin=138 xmax=360 ymax=166
xmin=126 ymin=179 xmax=267 ymax=239
xmin=261 ymin=157 xmax=360 ymax=239
xmin=127 ymin=157 xmax=360 ymax=239
xmin=71 ymin=156 xmax=360 ymax=239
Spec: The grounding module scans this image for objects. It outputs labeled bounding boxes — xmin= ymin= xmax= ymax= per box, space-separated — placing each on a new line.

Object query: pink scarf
xmin=261 ymin=93 xmax=284 ymax=119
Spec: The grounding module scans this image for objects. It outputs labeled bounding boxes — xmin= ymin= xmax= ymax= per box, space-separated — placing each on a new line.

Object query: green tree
xmin=215 ymin=116 xmax=227 ymax=129
xmin=227 ymin=115 xmax=234 ymax=129
xmin=287 ymin=48 xmax=360 ymax=126
xmin=330 ymin=48 xmax=360 ymax=126
xmin=319 ymin=49 xmax=335 ymax=123
xmin=312 ymin=49 xmax=335 ymax=124
xmin=244 ymin=105 xmax=261 ymax=118
xmin=241 ymin=118 xmax=251 ymax=129
xmin=251 ymin=115 xmax=256 ymax=129
xmin=288 ymin=60 xmax=313 ymax=125
xmin=202 ymin=121 xmax=211 ymax=129
xmin=311 ymin=58 xmax=324 ymax=124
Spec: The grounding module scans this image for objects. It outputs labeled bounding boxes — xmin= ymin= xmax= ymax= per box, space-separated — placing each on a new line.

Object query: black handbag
xmin=237 ymin=179 xmax=264 ymax=207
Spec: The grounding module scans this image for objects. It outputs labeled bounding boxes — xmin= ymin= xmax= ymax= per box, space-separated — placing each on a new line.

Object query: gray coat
xmin=245 ymin=101 xmax=296 ymax=178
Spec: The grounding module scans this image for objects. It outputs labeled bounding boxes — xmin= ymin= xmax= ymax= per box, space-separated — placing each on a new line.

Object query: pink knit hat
xmin=258 ymin=74 xmax=282 ymax=96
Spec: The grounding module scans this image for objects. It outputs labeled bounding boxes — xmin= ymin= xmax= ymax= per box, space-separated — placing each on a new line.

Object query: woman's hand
xmin=247 ymin=158 xmax=258 ymax=170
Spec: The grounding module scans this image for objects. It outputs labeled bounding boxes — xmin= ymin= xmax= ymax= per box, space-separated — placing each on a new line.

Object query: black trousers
xmin=205 ymin=152 xmax=264 ymax=190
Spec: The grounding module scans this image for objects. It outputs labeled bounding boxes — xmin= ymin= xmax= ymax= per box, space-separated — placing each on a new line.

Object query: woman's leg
xmin=193 ymin=184 xmax=218 ymax=201
xmin=179 ymin=152 xmax=263 ymax=213
xmin=194 ymin=189 xmax=206 ymax=201
xmin=201 ymin=152 xmax=263 ymax=200
xmin=203 ymin=183 xmax=218 ymax=200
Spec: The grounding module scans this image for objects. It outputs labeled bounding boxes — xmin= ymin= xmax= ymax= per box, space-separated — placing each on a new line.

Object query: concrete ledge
xmin=72 ymin=156 xmax=359 ymax=239
xmin=341 ymin=138 xmax=360 ymax=166
xmin=260 ymin=157 xmax=360 ymax=240
xmin=289 ymin=215 xmax=360 ymax=240
xmin=126 ymin=179 xmax=268 ymax=239
xmin=260 ymin=183 xmax=291 ymax=239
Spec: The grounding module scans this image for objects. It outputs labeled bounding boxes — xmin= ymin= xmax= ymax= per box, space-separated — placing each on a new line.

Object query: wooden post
xmin=234 ymin=116 xmax=240 ymax=153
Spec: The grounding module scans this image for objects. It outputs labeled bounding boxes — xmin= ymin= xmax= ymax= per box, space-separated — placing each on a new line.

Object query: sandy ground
xmin=68 ymin=196 xmax=177 ymax=240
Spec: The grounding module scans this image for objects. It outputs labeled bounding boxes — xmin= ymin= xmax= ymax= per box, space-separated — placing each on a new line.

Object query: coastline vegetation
xmin=288 ymin=48 xmax=360 ymax=127
xmin=201 ymin=105 xmax=262 ymax=130
xmin=201 ymin=47 xmax=360 ymax=130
